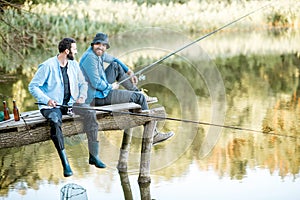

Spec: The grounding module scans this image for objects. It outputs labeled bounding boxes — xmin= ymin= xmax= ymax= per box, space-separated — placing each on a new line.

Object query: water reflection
xmin=119 ymin=172 xmax=151 ymax=200
xmin=119 ymin=172 xmax=134 ymax=200
xmin=1 ymin=117 xmax=299 ymax=198
xmin=1 ymin=31 xmax=300 ymax=199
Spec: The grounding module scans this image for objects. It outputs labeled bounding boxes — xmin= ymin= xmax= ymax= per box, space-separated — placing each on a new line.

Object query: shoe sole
xmin=147 ymin=98 xmax=158 ymax=103
xmin=153 ymin=132 xmax=174 ymax=145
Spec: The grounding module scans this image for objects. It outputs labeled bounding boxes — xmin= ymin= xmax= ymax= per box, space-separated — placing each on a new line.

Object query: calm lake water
xmin=1 ymin=29 xmax=300 ymax=200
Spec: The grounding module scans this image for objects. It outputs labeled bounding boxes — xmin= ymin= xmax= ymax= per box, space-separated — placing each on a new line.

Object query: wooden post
xmin=139 ymin=182 xmax=151 ymax=200
xmin=119 ymin=172 xmax=133 ymax=200
xmin=138 ymin=120 xmax=157 ymax=184
xmin=119 ymin=171 xmax=151 ymax=200
xmin=117 ymin=128 xmax=133 ymax=172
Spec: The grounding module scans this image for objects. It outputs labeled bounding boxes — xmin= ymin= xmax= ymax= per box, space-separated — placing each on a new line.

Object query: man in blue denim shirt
xmin=29 ymin=38 xmax=106 ymax=177
xmin=80 ymin=33 xmax=174 ymax=145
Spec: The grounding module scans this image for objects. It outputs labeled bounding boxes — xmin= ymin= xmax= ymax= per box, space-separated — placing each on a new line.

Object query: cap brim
xmin=91 ymin=40 xmax=110 ymax=49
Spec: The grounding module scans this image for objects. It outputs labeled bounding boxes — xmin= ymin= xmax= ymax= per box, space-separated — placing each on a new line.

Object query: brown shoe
xmin=153 ymin=131 xmax=174 ymax=145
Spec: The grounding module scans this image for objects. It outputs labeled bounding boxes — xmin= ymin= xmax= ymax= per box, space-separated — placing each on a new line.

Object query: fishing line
xmin=20 ymin=114 xmax=33 ymax=136
xmin=19 ymin=111 xmax=46 ymax=135
xmin=118 ymin=2 xmax=272 ymax=85
xmin=34 ymin=102 xmax=299 ymax=140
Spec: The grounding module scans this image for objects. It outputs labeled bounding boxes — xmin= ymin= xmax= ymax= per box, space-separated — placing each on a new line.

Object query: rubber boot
xmin=58 ymin=149 xmax=73 ymax=177
xmin=88 ymin=141 xmax=106 ymax=168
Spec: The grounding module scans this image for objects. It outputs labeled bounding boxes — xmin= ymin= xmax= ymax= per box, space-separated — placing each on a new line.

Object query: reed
xmin=0 ymin=0 xmax=299 ymax=71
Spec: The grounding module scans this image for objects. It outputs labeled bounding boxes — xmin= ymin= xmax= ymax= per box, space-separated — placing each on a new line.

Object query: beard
xmin=93 ymin=46 xmax=104 ymax=56
xmin=67 ymin=53 xmax=75 ymax=60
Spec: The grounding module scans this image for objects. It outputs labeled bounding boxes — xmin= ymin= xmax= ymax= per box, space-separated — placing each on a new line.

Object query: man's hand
xmin=112 ymin=82 xmax=119 ymax=90
xmin=76 ymin=97 xmax=85 ymax=104
xmin=127 ymin=70 xmax=138 ymax=85
xmin=47 ymin=99 xmax=57 ymax=107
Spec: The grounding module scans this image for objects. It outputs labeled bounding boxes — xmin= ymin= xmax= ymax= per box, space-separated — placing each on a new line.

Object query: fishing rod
xmin=118 ymin=3 xmax=272 ymax=85
xmin=35 ymin=102 xmax=298 ymax=139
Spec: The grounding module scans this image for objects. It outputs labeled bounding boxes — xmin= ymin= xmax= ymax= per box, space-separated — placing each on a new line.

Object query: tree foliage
xmin=0 ymin=0 xmax=57 ymax=9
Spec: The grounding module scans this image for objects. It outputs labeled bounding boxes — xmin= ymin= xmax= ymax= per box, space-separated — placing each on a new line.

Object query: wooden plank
xmin=0 ymin=103 xmax=142 ymax=131
xmin=0 ymin=104 xmax=165 ymax=149
xmin=91 ymin=102 xmax=142 ymax=112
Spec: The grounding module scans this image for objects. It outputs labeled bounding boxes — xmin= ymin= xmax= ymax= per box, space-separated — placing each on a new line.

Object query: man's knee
xmin=107 ymin=62 xmax=122 ymax=72
xmin=131 ymin=92 xmax=146 ymax=104
xmin=48 ymin=112 xmax=62 ymax=125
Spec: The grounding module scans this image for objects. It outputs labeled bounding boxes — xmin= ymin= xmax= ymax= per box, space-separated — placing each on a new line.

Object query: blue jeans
xmin=92 ymin=62 xmax=148 ymax=110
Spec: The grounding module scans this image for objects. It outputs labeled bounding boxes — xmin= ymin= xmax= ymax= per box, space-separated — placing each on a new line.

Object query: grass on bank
xmin=0 ymin=0 xmax=299 ymax=71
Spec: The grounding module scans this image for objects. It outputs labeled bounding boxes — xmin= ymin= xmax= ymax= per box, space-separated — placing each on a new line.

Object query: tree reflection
xmin=1 ymin=52 xmax=300 ymax=198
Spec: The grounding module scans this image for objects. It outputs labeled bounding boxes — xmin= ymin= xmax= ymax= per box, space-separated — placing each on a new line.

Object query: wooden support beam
xmin=117 ymin=128 xmax=133 ymax=172
xmin=119 ymin=172 xmax=134 ymax=200
xmin=138 ymin=120 xmax=157 ymax=184
xmin=139 ymin=182 xmax=151 ymax=200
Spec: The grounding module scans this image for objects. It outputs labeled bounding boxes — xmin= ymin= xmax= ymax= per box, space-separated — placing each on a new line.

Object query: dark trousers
xmin=41 ymin=103 xmax=98 ymax=150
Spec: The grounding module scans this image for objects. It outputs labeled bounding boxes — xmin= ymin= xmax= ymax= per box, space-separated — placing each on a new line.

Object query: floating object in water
xmin=60 ymin=183 xmax=88 ymax=200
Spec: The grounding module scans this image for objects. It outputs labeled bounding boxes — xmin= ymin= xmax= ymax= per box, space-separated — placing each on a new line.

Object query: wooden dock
xmin=0 ymin=102 xmax=165 ymax=186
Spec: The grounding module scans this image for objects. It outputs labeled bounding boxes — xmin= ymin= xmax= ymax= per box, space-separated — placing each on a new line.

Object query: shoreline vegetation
xmin=0 ymin=0 xmax=299 ymax=72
